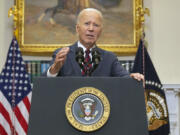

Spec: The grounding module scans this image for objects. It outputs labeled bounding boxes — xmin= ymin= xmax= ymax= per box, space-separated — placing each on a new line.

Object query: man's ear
xmin=76 ymin=24 xmax=79 ymax=34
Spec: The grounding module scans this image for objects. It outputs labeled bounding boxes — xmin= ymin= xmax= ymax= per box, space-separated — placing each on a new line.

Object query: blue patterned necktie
xmin=82 ymin=49 xmax=92 ymax=76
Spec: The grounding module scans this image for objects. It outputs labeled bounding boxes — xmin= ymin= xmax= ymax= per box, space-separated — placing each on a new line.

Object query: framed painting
xmin=13 ymin=0 xmax=144 ymax=56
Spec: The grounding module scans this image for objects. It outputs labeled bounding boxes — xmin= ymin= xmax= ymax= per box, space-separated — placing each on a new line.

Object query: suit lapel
xmin=69 ymin=43 xmax=82 ymax=76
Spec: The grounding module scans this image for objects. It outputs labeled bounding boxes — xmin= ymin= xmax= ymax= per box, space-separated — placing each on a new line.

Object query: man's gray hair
xmin=76 ymin=8 xmax=103 ymax=24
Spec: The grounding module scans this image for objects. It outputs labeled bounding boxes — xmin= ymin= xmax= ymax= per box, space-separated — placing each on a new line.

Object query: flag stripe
xmin=0 ymin=92 xmax=13 ymax=117
xmin=27 ymin=92 xmax=32 ymax=103
xmin=22 ymin=95 xmax=31 ymax=113
xmin=0 ymin=92 xmax=14 ymax=128
xmin=14 ymin=107 xmax=28 ymax=133
xmin=18 ymin=100 xmax=29 ymax=123
xmin=13 ymin=114 xmax=25 ymax=135
xmin=0 ymin=114 xmax=11 ymax=135
xmin=0 ymin=102 xmax=13 ymax=129
xmin=0 ymin=124 xmax=8 ymax=135
xmin=0 ymin=92 xmax=20 ymax=135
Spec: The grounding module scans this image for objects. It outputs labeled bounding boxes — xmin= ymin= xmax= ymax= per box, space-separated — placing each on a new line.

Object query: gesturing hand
xmin=50 ymin=47 xmax=70 ymax=74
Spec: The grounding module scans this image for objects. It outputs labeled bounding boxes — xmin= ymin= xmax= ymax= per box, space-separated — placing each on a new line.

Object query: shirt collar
xmin=77 ymin=41 xmax=96 ymax=52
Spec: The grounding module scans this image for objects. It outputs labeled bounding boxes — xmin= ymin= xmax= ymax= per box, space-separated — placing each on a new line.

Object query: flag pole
xmin=8 ymin=0 xmax=18 ymax=37
xmin=139 ymin=0 xmax=150 ymax=108
xmin=139 ymin=0 xmax=150 ymax=86
xmin=8 ymin=0 xmax=18 ymax=134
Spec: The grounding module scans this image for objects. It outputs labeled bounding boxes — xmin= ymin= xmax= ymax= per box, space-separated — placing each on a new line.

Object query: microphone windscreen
xmin=92 ymin=48 xmax=101 ymax=64
xmin=91 ymin=48 xmax=99 ymax=56
xmin=76 ymin=47 xmax=84 ymax=55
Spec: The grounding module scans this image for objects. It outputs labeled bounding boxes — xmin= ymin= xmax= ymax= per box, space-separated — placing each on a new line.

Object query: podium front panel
xmin=28 ymin=77 xmax=148 ymax=135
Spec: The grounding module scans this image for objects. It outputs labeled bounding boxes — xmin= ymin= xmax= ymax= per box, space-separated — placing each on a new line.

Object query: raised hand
xmin=49 ymin=47 xmax=70 ymax=74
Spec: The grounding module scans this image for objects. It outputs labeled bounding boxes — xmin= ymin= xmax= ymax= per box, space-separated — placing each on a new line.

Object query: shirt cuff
xmin=47 ymin=67 xmax=58 ymax=77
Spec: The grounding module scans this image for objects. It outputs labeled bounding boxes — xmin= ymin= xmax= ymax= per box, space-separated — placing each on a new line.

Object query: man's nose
xmin=88 ymin=24 xmax=94 ymax=31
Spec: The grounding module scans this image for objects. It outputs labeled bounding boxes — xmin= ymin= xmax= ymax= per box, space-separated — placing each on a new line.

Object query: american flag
xmin=0 ymin=38 xmax=32 ymax=135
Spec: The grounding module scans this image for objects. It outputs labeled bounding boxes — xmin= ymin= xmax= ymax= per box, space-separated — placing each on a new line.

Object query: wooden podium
xmin=28 ymin=77 xmax=148 ymax=135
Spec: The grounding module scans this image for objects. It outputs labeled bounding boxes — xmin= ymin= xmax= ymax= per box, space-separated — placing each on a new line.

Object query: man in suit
xmin=47 ymin=8 xmax=144 ymax=81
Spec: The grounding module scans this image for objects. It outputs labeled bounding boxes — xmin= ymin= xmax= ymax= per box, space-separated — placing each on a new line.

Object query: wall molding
xmin=163 ymin=84 xmax=180 ymax=135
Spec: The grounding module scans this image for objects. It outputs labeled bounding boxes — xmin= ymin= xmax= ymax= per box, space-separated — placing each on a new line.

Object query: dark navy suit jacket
xmin=49 ymin=42 xmax=129 ymax=77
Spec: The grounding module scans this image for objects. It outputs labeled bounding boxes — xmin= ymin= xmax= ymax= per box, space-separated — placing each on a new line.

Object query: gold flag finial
xmin=8 ymin=5 xmax=18 ymax=36
xmin=136 ymin=5 xmax=150 ymax=42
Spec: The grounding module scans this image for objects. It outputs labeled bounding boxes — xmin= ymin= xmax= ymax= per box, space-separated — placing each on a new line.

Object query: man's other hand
xmin=130 ymin=73 xmax=144 ymax=82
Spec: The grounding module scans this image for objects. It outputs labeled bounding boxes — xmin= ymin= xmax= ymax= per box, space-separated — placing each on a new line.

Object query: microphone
xmin=92 ymin=48 xmax=101 ymax=70
xmin=75 ymin=47 xmax=84 ymax=68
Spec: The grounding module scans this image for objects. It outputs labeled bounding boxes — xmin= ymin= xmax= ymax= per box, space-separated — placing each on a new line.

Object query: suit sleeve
xmin=111 ymin=55 xmax=130 ymax=77
xmin=46 ymin=48 xmax=61 ymax=77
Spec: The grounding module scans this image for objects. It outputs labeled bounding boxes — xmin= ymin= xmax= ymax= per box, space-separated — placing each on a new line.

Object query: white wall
xmin=0 ymin=0 xmax=180 ymax=84
xmin=144 ymin=0 xmax=180 ymax=84
xmin=0 ymin=0 xmax=13 ymax=71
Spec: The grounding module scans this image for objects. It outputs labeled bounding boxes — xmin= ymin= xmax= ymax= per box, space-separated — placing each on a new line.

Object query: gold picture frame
xmin=11 ymin=0 xmax=145 ymax=56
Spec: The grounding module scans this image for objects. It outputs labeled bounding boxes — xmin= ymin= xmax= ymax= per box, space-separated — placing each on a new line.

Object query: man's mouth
xmin=86 ymin=34 xmax=94 ymax=38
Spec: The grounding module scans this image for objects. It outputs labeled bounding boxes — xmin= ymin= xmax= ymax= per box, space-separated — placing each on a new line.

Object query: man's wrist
xmin=49 ymin=63 xmax=61 ymax=74
xmin=47 ymin=66 xmax=58 ymax=77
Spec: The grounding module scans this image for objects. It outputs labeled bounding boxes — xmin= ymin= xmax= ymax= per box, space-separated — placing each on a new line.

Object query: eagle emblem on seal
xmin=78 ymin=98 xmax=99 ymax=121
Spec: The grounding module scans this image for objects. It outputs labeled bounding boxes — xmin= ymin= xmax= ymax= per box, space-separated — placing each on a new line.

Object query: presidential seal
xmin=146 ymin=89 xmax=169 ymax=130
xmin=144 ymin=80 xmax=169 ymax=131
xmin=65 ymin=87 xmax=110 ymax=132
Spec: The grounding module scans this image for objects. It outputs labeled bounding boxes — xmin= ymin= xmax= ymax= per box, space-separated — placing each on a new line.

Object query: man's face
xmin=76 ymin=11 xmax=102 ymax=48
